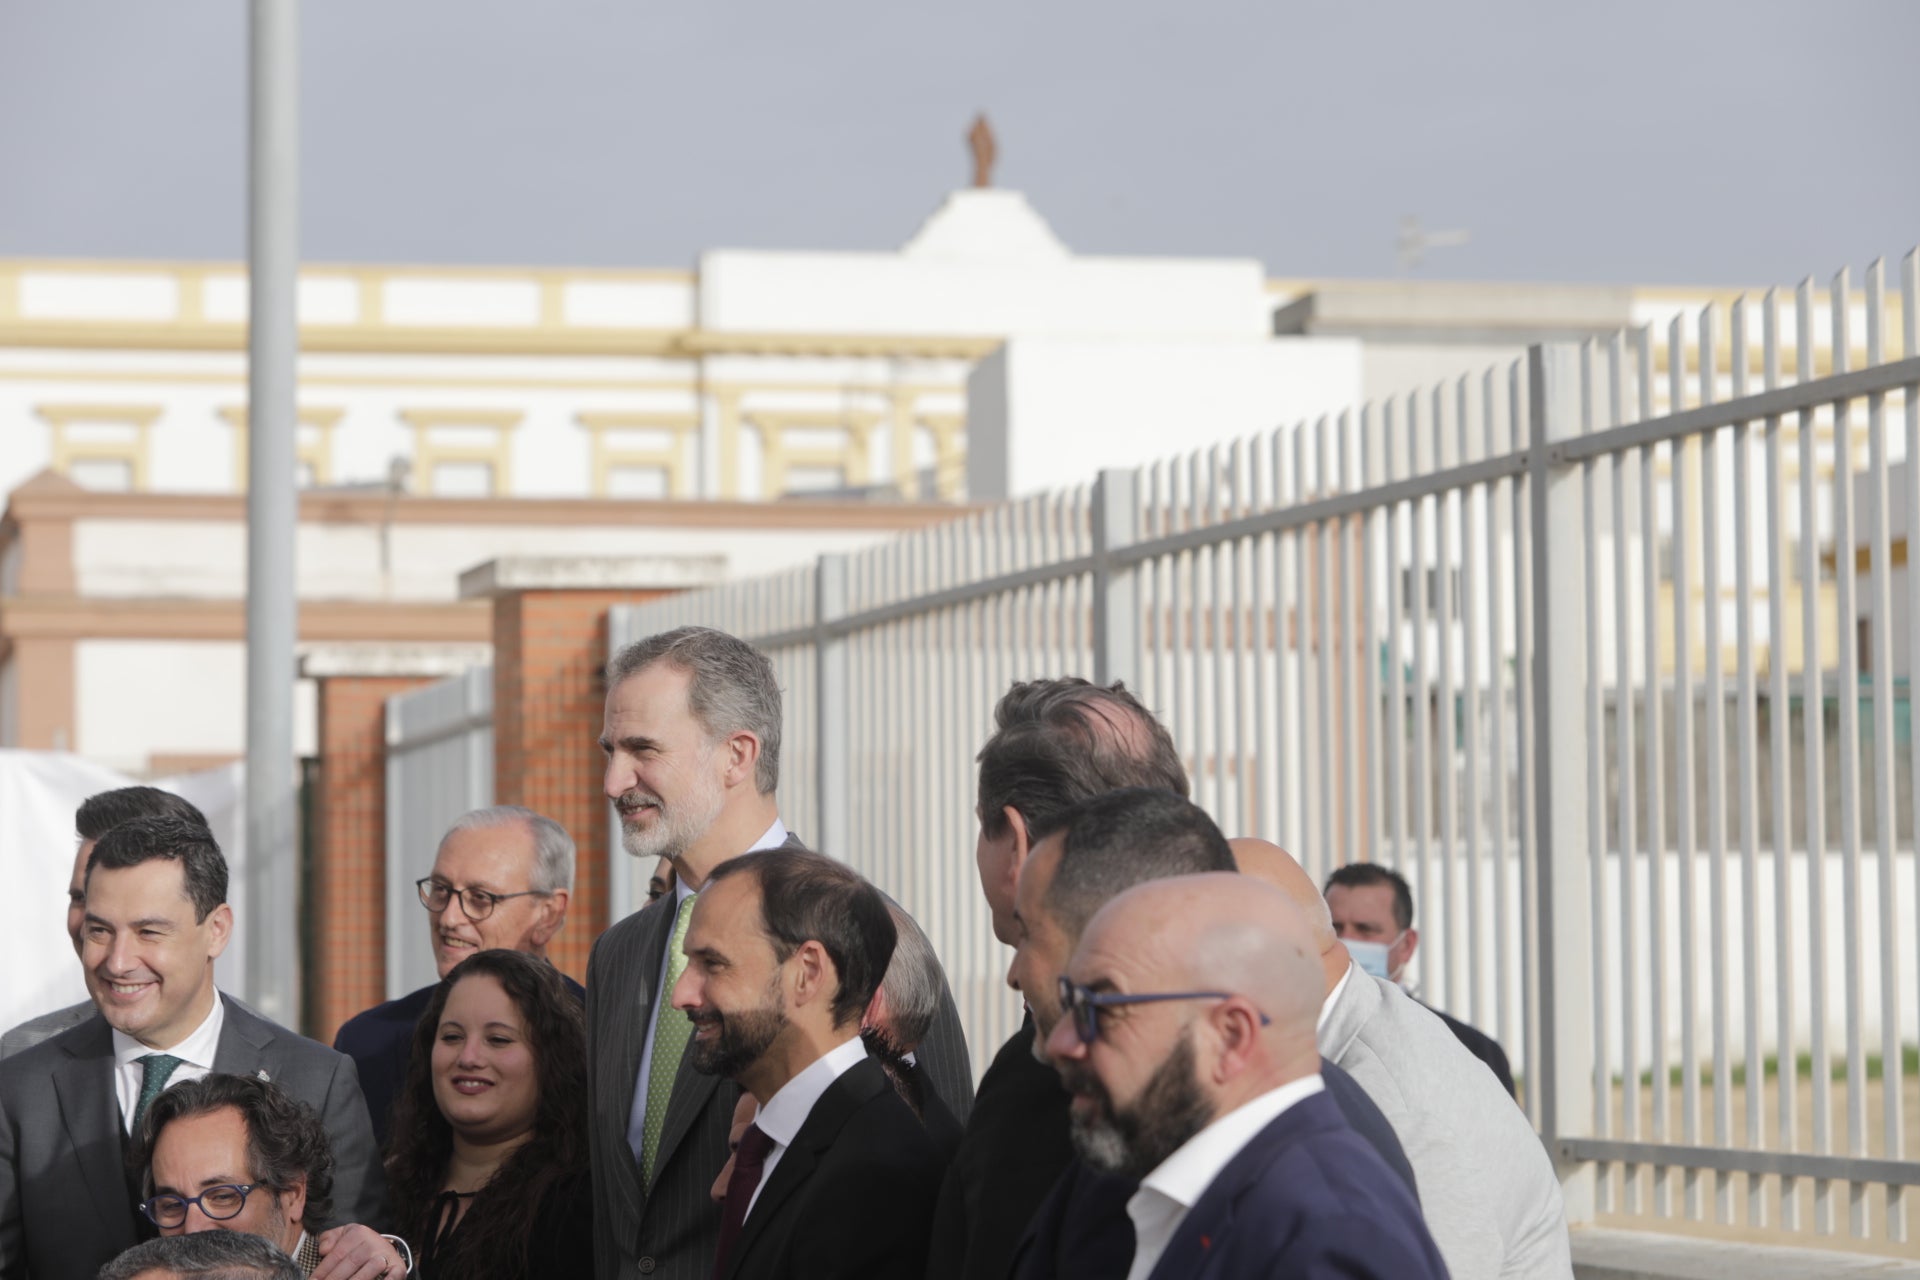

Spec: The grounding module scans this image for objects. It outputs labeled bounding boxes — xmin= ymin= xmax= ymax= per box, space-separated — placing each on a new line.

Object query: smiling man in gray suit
xmin=0 ymin=814 xmax=383 ymax=1280
xmin=588 ymin=626 xmax=972 ymax=1280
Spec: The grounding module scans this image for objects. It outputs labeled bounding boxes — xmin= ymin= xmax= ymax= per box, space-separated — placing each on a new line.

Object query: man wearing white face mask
xmin=1324 ymin=863 xmax=1515 ymax=1099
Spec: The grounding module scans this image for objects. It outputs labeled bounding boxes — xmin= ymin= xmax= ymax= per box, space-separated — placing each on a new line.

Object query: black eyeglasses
xmin=140 ymin=1183 xmax=260 ymax=1228
xmin=1057 ymin=976 xmax=1271 ymax=1046
xmin=416 ymin=877 xmax=548 ymax=921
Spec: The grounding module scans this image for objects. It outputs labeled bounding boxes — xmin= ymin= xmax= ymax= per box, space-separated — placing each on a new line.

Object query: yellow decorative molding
xmin=576 ymin=411 xmax=700 ymax=499
xmin=684 ymin=330 xmax=1001 ymax=360
xmin=399 ymin=408 xmax=523 ymax=496
xmin=218 ymin=405 xmax=345 ymax=491
xmin=918 ymin=410 xmax=968 ymax=500
xmin=743 ymin=409 xmax=883 ymax=498
xmin=713 ymin=388 xmax=743 ymax=501
xmin=34 ymin=402 xmax=164 ymax=490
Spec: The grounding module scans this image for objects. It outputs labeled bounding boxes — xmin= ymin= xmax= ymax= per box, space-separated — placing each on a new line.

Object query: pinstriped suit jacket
xmin=586 ymin=831 xmax=975 ymax=1280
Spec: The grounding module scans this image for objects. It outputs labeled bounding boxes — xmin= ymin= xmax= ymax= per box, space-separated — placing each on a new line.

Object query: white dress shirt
xmin=627 ymin=818 xmax=789 ymax=1163
xmin=742 ymin=1034 xmax=867 ymax=1217
xmin=1124 ymin=1073 xmax=1325 ymax=1280
xmin=112 ymin=993 xmax=225 ymax=1134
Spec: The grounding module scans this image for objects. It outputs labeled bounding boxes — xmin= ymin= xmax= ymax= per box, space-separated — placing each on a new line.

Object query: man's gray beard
xmin=1064 ymin=1032 xmax=1213 ymax=1180
xmin=617 ymin=768 xmax=726 ymax=863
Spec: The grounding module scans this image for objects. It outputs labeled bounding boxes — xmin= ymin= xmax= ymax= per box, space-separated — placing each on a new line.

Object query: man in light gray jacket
xmin=1235 ymin=840 xmax=1572 ymax=1280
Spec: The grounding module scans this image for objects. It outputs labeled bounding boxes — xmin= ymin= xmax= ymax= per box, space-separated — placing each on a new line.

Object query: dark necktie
xmin=131 ymin=1053 xmax=184 ymax=1134
xmin=710 ymin=1123 xmax=775 ymax=1280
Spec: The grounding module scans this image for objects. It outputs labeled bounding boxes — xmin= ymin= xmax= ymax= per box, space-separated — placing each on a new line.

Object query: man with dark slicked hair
xmin=930 ymin=679 xmax=1190 ymax=1280
xmin=0 ymin=815 xmax=383 ymax=1280
xmin=2 ymin=786 xmax=208 ymax=1059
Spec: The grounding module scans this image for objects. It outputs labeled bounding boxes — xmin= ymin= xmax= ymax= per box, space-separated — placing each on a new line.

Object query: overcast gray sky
xmin=2 ymin=1 xmax=1914 ymax=285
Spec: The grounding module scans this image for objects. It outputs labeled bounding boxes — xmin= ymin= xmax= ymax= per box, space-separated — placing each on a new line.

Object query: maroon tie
xmin=711 ymin=1123 xmax=775 ymax=1280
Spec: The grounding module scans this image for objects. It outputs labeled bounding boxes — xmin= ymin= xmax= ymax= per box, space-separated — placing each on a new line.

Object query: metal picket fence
xmin=601 ymin=254 xmax=1920 ymax=1254
xmin=384 ymin=666 xmax=494 ymax=999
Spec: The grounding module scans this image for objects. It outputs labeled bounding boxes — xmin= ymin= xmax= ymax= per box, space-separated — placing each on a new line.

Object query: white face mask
xmin=1341 ymin=934 xmax=1406 ymax=982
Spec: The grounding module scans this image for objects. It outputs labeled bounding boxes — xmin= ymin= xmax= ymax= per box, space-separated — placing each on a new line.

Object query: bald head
xmin=1229 ymin=838 xmax=1347 ymax=995
xmin=1065 ymin=873 xmax=1325 ymax=1112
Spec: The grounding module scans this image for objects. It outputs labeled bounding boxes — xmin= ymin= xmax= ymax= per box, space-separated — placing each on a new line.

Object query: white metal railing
xmin=384 ymin=667 xmax=494 ymax=999
xmin=607 ymin=251 xmax=1920 ymax=1256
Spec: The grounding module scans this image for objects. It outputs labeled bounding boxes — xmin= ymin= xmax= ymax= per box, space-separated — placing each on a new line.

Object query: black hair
xmin=1044 ymin=787 xmax=1236 ymax=937
xmin=976 ymin=678 xmax=1187 ymax=842
xmin=76 ymin=786 xmax=207 ymax=843
xmin=135 ymin=1073 xmax=335 ymax=1230
xmin=87 ymin=814 xmax=227 ymax=922
xmin=1323 ymin=862 xmax=1415 ymax=931
xmin=706 ymin=849 xmax=896 ymax=1027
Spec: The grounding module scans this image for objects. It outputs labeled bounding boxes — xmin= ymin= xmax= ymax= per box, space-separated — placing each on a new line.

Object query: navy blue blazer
xmin=1143 ymin=1088 xmax=1447 ymax=1280
xmin=1007 ymin=1058 xmax=1416 ymax=1280
xmin=333 ymin=972 xmax=585 ymax=1149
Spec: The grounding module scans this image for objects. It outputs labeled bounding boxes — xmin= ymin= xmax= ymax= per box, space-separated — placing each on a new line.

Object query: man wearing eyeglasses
xmin=1039 ymin=874 xmax=1446 ymax=1280
xmin=1001 ymin=794 xmax=1417 ymax=1279
xmin=332 ymin=805 xmax=579 ymax=1148
xmin=136 ymin=1074 xmax=410 ymax=1279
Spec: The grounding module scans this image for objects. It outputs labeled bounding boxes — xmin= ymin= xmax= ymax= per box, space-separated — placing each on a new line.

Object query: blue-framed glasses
xmin=1057 ymin=976 xmax=1271 ymax=1045
xmin=139 ymin=1183 xmax=260 ymax=1228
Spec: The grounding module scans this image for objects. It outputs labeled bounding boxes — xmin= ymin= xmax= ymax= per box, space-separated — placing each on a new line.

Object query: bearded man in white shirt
xmin=1042 ymin=873 xmax=1446 ymax=1280
xmin=674 ymin=847 xmax=948 ymax=1280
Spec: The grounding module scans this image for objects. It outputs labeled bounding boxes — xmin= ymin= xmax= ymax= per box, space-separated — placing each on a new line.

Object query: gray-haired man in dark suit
xmin=588 ymin=626 xmax=972 ymax=1280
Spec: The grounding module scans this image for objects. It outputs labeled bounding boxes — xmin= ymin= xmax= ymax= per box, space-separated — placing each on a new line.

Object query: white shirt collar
xmin=749 ymin=818 xmax=789 ymax=854
xmin=678 ymin=819 xmax=789 ymax=905
xmin=1317 ymin=961 xmax=1353 ymax=1034
xmin=752 ymin=1033 xmax=866 ymax=1149
xmin=111 ymin=988 xmax=225 ymax=1070
xmin=1125 ymin=1073 xmax=1325 ymax=1280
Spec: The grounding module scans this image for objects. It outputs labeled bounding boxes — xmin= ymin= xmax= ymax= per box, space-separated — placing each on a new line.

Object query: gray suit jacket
xmin=0 ymin=999 xmax=94 ymax=1059
xmin=587 ymin=831 xmax=973 ymax=1280
xmin=1320 ymin=968 xmax=1572 ymax=1280
xmin=0 ymin=993 xmax=386 ymax=1280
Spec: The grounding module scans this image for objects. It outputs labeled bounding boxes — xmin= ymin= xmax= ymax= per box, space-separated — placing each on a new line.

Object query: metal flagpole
xmin=245 ymin=0 xmax=299 ymax=1025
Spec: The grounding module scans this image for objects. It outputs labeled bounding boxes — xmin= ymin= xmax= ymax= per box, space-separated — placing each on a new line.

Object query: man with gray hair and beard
xmin=333 ymin=805 xmax=580 ymax=1147
xmin=589 ymin=625 xmax=972 ymax=1280
xmin=1041 ymin=875 xmax=1446 ymax=1279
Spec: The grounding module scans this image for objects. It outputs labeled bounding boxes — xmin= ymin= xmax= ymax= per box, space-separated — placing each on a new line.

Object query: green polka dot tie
xmin=640 ymin=893 xmax=697 ymax=1181
xmin=131 ymin=1053 xmax=184 ymax=1133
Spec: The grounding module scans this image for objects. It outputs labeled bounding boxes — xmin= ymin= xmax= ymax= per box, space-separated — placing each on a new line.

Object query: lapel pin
xmin=256 ymin=1069 xmax=271 ymax=1082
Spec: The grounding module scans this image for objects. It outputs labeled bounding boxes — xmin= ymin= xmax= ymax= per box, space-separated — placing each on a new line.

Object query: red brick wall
xmin=310 ymin=674 xmax=431 ymax=1042
xmin=491 ymin=589 xmax=673 ymax=982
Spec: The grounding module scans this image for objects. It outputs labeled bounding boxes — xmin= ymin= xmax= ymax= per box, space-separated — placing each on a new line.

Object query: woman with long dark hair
xmin=385 ymin=949 xmax=592 ymax=1279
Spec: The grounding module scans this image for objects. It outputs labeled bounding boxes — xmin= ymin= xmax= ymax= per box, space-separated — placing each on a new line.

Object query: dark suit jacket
xmin=1006 ymin=1058 xmax=1418 ymax=1280
xmin=587 ymin=830 xmax=974 ymax=1280
xmin=926 ymin=1016 xmax=1074 ymax=1280
xmin=722 ymin=1058 xmax=947 ymax=1280
xmin=1427 ymin=1002 xmax=1518 ymax=1099
xmin=0 ymin=994 xmax=384 ymax=1280
xmin=333 ymin=971 xmax=586 ymax=1149
xmin=1142 ymin=1089 xmax=1446 ymax=1280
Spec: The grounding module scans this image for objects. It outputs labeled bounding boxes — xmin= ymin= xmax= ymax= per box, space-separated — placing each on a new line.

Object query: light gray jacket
xmin=1320 ymin=968 xmax=1572 ymax=1280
